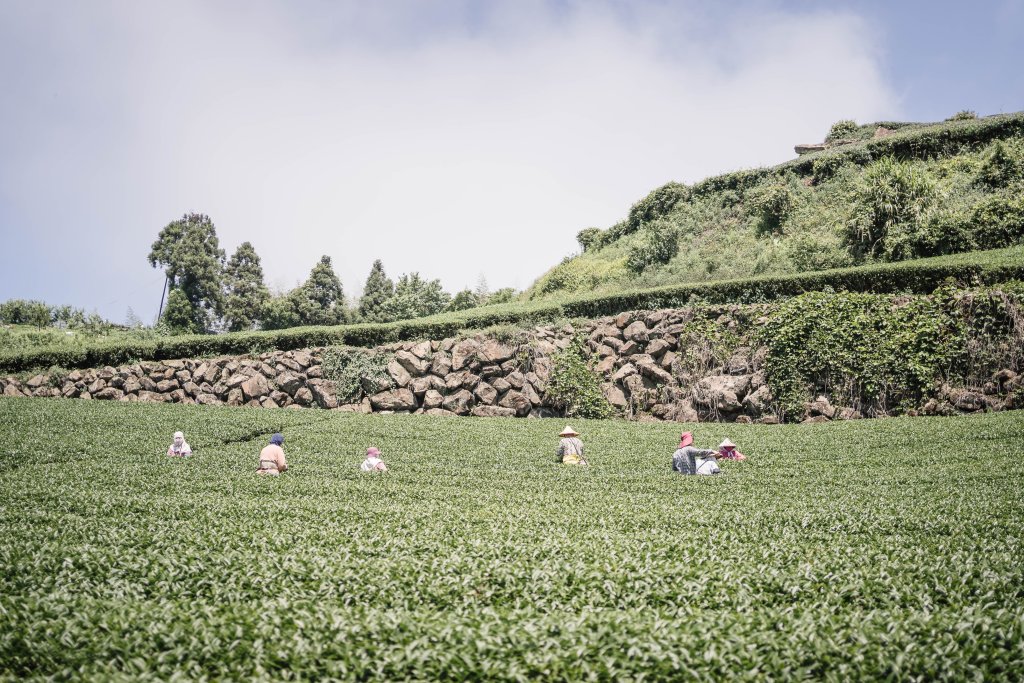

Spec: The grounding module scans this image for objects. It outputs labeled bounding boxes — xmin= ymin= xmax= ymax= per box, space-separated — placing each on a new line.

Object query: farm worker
xmin=361 ymin=447 xmax=388 ymax=472
xmin=167 ymin=431 xmax=192 ymax=457
xmin=256 ymin=433 xmax=288 ymax=476
xmin=717 ymin=438 xmax=747 ymax=461
xmin=556 ymin=425 xmax=588 ymax=465
xmin=672 ymin=432 xmax=720 ymax=475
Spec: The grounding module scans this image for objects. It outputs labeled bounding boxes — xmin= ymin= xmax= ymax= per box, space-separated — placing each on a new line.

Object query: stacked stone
xmin=2 ymin=306 xmax=1021 ymax=422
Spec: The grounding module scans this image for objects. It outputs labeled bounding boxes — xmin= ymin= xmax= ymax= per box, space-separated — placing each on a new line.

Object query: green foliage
xmin=972 ymin=191 xmax=1024 ymax=249
xmin=260 ymin=294 xmax=300 ymax=331
xmin=291 ymin=256 xmax=347 ymax=326
xmin=846 ymin=157 xmax=938 ymax=259
xmin=625 ymin=219 xmax=680 ymax=273
xmin=321 ymin=347 xmax=393 ymax=402
xmin=947 ymin=110 xmax=978 ymax=121
xmin=747 ymin=183 xmax=795 ymax=235
xmin=379 ymin=273 xmax=451 ymax=322
xmin=575 ymin=227 xmax=603 ymax=252
xmin=486 ymin=288 xmax=519 ymax=306
xmin=358 ymin=259 xmax=394 ymax=322
xmin=2 ymin=398 xmax=1024 ymax=679
xmin=161 ymin=288 xmax=199 ymax=335
xmin=624 ymin=182 xmax=689 ymax=233
xmin=222 ymin=242 xmax=270 ymax=332
xmin=148 ymin=213 xmax=226 ymax=332
xmin=977 ymin=138 xmax=1024 ymax=187
xmin=447 ymin=289 xmax=480 ymax=312
xmin=545 ymin=335 xmax=612 ymax=419
xmin=825 ymin=119 xmax=859 ymax=142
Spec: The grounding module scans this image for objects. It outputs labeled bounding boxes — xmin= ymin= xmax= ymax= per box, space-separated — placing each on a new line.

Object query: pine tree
xmin=358 ymin=259 xmax=394 ymax=322
xmin=162 ymin=288 xmax=198 ymax=334
xmin=223 ymin=242 xmax=271 ymax=332
xmin=291 ymin=255 xmax=346 ymax=326
xmin=148 ymin=213 xmax=226 ymax=332
xmin=379 ymin=273 xmax=451 ymax=321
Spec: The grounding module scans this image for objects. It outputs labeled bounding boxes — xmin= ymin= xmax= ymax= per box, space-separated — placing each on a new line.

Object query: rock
xmin=806 ymin=395 xmax=836 ymax=419
xmin=425 ymin=408 xmax=457 ymax=417
xmin=451 ymin=339 xmax=479 ymax=370
xmin=370 ymin=388 xmax=417 ymax=411
xmin=756 ymin=415 xmax=780 ymax=425
xmin=361 ymin=374 xmax=392 ymax=394
xmin=409 ymin=376 xmax=433 ymax=396
xmin=240 ymin=374 xmax=271 ymax=401
xmin=471 ymin=405 xmax=517 ymax=418
xmin=602 ymin=337 xmax=624 ymax=352
xmin=445 ymin=370 xmax=480 ymax=391
xmin=993 ymin=369 xmax=1018 ymax=388
xmin=949 ymin=388 xmax=986 ymax=412
xmin=122 ymin=378 xmax=141 ymax=395
xmin=601 ymin=383 xmax=627 ymax=409
xmin=983 ymin=381 xmax=999 ymax=396
xmin=623 ymin=321 xmax=649 ymax=343
xmin=277 ymin=373 xmax=304 ymax=396
xmin=61 ymin=383 xmax=80 ymax=398
xmin=168 ymin=389 xmax=187 ymax=403
xmin=801 ymin=415 xmax=831 ymax=424
xmin=674 ymin=399 xmax=699 ymax=423
xmin=724 ymin=348 xmax=751 ymax=375
xmin=837 ymin=407 xmax=862 ymax=420
xmin=659 ymin=351 xmax=677 ymax=370
xmin=590 ymin=324 xmax=622 ymax=341
xmin=182 ymin=381 xmax=201 ymax=397
xmin=491 ymin=377 xmax=512 ymax=393
xmin=430 ymin=353 xmax=453 ymax=377
xmin=619 ymin=340 xmax=643 ymax=356
xmin=595 ymin=357 xmax=616 ymax=375
xmin=478 ymin=339 xmax=515 ymax=364
xmin=387 ymin=360 xmax=412 ymax=387
xmin=174 ymin=370 xmax=191 ymax=384
xmin=695 ymin=375 xmax=752 ymax=413
xmin=224 ymin=373 xmax=247 ymax=389
xmin=88 ymin=379 xmax=106 ymax=394
xmin=595 ymin=344 xmax=616 ymax=359
xmin=480 ymin=365 xmax=502 ymax=378
xmin=734 ymin=415 xmax=753 ymax=424
xmin=292 ymin=351 xmax=313 ymax=368
xmin=269 ymin=390 xmax=291 ymax=406
xmin=155 ymin=379 xmax=178 ymax=393
xmin=442 ymin=389 xmax=473 ymax=415
xmin=612 ymin=364 xmax=638 ymax=383
xmin=139 ymin=377 xmax=158 ymax=393
xmin=523 ymin=382 xmax=543 ymax=406
xmin=395 ymin=350 xmax=430 ymax=376
xmin=309 ymin=380 xmax=339 ymax=409
xmin=505 ymin=371 xmax=526 ymax=390
xmin=422 ymin=389 xmax=444 ymax=409
xmin=635 ymin=358 xmax=674 ymax=385
xmin=474 ymin=382 xmax=498 ymax=405
xmin=276 ymin=358 xmax=302 ymax=373
xmin=306 ymin=365 xmax=324 ymax=380
xmin=289 ymin=387 xmax=311 ymax=407
xmin=196 ymin=393 xmax=222 ymax=405
xmin=137 ymin=391 xmax=167 ymax=403
xmin=26 ymin=374 xmax=47 ymax=389
xmin=646 ymin=339 xmax=671 ymax=358
xmin=67 ymin=370 xmax=83 ymax=382
xmin=226 ymin=388 xmax=244 ymax=406
xmin=409 ymin=341 xmax=432 ymax=360
xmin=498 ymin=390 xmax=532 ymax=416
xmin=743 ymin=385 xmax=773 ymax=417
xmin=614 ymin=312 xmax=632 ymax=328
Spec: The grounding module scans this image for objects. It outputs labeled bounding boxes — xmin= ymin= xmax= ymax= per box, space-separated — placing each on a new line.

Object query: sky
xmin=1 ymin=0 xmax=1022 ymax=324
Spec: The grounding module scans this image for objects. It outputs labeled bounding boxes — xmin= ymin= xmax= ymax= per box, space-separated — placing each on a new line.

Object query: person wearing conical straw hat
xmin=716 ymin=438 xmax=747 ymax=461
xmin=556 ymin=425 xmax=588 ymax=465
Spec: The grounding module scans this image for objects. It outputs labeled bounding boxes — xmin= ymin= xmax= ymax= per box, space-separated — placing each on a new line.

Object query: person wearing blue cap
xmin=256 ymin=433 xmax=288 ymax=476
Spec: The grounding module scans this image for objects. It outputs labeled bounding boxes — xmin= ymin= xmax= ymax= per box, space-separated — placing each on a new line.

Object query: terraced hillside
xmin=530 ymin=112 xmax=1024 ymax=299
xmin=1 ymin=397 xmax=1022 ymax=679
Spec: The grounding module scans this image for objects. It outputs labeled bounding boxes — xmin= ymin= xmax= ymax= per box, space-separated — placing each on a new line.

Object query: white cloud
xmin=0 ymin=1 xmax=898 ymax=321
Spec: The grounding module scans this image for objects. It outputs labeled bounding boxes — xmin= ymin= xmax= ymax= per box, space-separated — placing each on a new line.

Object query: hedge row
xmin=3 ymin=247 xmax=1023 ymax=374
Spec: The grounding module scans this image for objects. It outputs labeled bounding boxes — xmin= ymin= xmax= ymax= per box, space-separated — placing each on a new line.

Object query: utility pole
xmin=155 ymin=275 xmax=168 ymax=324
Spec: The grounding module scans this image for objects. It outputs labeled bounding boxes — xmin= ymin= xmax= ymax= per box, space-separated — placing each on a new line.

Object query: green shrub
xmin=321 ymin=347 xmax=393 ymax=402
xmin=576 ymin=227 xmax=604 ymax=253
xmin=826 ymin=119 xmax=859 ymax=142
xmin=625 ymin=220 xmax=681 ymax=273
xmin=545 ymin=336 xmax=612 ymax=419
xmin=947 ymin=110 xmax=979 ymax=121
xmin=747 ymin=183 xmax=795 ymax=235
xmin=846 ymin=158 xmax=938 ymax=259
xmin=624 ymin=182 xmax=689 ymax=233
xmin=978 ymin=139 xmax=1024 ymax=187
xmin=973 ymin=191 xmax=1024 ymax=249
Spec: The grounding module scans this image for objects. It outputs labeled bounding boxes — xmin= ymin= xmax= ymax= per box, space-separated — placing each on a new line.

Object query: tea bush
xmin=1 ymin=398 xmax=1022 ymax=679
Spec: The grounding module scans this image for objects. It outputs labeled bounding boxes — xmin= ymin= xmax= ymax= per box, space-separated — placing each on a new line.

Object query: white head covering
xmin=718 ymin=438 xmax=736 ymax=449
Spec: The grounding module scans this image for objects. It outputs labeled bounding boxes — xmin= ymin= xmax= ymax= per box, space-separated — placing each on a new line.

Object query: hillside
xmin=528 ymin=112 xmax=1024 ymax=299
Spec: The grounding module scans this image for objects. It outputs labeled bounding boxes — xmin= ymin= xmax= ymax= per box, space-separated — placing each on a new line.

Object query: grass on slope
xmin=1 ymin=397 xmax=1022 ymax=680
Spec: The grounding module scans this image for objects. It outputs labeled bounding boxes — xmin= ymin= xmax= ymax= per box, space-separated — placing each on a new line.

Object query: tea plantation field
xmin=1 ymin=398 xmax=1022 ymax=680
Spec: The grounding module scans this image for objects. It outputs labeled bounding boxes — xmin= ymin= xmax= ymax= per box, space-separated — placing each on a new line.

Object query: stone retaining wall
xmin=2 ymin=307 xmax=1020 ymax=423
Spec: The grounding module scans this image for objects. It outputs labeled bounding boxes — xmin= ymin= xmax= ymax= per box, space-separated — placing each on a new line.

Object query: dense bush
xmin=846 ymin=158 xmax=938 ymax=260
xmin=321 ymin=347 xmax=393 ymax=402
xmin=977 ymin=138 xmax=1024 ymax=187
xmin=747 ymin=183 xmax=795 ymax=235
xmin=575 ymin=227 xmax=604 ymax=253
xmin=825 ymin=119 xmax=859 ymax=142
xmin=625 ymin=220 xmax=680 ymax=273
xmin=545 ymin=336 xmax=612 ymax=419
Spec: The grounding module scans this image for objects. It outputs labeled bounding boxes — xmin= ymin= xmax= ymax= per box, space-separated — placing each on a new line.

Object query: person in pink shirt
xmin=717 ymin=438 xmax=747 ymax=461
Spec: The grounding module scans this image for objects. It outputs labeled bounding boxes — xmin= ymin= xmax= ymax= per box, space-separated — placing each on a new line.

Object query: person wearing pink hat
xmin=361 ymin=447 xmax=388 ymax=472
xmin=671 ymin=431 xmax=720 ymax=475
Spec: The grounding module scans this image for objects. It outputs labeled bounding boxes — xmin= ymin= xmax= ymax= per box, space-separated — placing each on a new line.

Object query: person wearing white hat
xmin=717 ymin=438 xmax=747 ymax=461
xmin=556 ymin=426 xmax=588 ymax=465
xmin=166 ymin=431 xmax=192 ymax=457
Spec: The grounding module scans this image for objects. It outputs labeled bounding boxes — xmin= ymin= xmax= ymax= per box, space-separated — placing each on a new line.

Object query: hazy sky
xmin=1 ymin=0 xmax=1022 ymax=323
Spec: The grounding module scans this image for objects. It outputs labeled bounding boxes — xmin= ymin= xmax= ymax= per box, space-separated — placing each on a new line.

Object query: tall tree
xmin=223 ymin=242 xmax=270 ymax=332
xmin=358 ymin=259 xmax=394 ymax=322
xmin=379 ymin=272 xmax=451 ymax=322
xmin=447 ymin=288 xmax=479 ymax=312
xmin=291 ymin=255 xmax=346 ymax=326
xmin=148 ymin=213 xmax=226 ymax=332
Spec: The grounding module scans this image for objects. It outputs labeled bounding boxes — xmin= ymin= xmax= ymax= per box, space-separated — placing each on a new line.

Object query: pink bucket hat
xmin=678 ymin=432 xmax=693 ymax=448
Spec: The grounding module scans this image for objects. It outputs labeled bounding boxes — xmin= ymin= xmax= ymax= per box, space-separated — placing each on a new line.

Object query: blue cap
xmin=270 ymin=433 xmax=284 ymax=446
